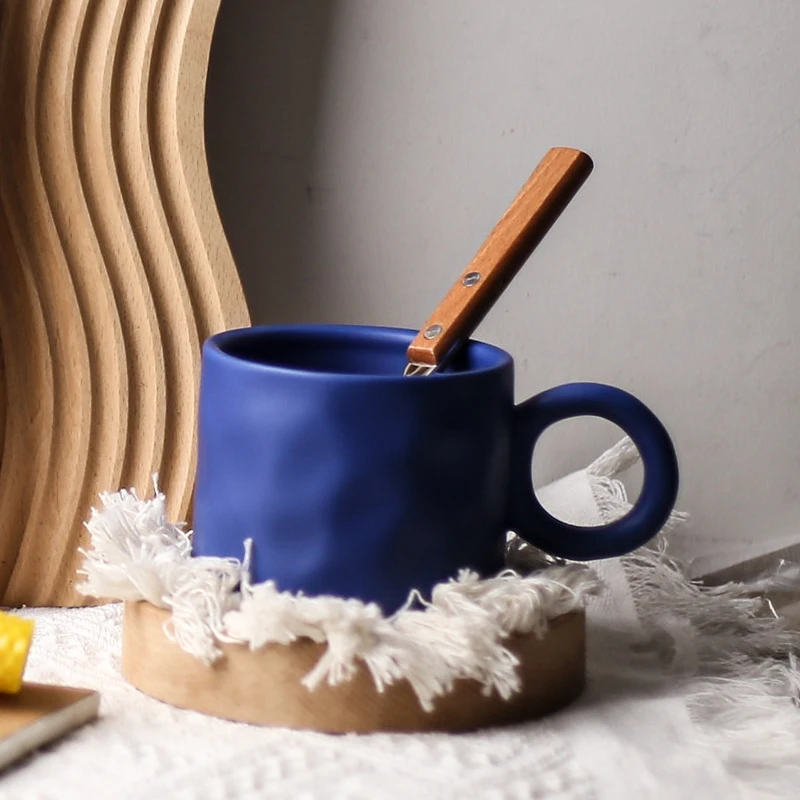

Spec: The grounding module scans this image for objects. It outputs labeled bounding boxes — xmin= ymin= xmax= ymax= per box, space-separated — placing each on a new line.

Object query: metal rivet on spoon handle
xmin=404 ymin=147 xmax=594 ymax=376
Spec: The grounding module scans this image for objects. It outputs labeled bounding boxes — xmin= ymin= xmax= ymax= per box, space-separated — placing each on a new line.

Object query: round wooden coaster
xmin=122 ymin=601 xmax=585 ymax=733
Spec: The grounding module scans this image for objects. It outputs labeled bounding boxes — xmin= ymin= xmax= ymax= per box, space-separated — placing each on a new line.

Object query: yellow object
xmin=0 ymin=611 xmax=34 ymax=694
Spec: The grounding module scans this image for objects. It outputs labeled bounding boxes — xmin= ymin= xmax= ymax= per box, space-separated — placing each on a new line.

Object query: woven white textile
xmin=2 ymin=448 xmax=794 ymax=799
xmin=1 ymin=566 xmax=736 ymax=800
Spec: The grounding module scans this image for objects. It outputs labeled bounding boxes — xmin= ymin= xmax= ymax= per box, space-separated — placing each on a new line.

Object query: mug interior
xmin=209 ymin=325 xmax=510 ymax=378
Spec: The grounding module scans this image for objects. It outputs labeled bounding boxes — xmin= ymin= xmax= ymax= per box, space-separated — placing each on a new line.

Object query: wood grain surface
xmin=0 ymin=0 xmax=249 ymax=606
xmin=406 ymin=147 xmax=593 ymax=369
xmin=0 ymin=683 xmax=99 ymax=771
xmin=122 ymin=601 xmax=586 ymax=733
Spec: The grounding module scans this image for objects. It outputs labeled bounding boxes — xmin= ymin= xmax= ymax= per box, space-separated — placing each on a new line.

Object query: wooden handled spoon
xmin=404 ymin=147 xmax=594 ymax=376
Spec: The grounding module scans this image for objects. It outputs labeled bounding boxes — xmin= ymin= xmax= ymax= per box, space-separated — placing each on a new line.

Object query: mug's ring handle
xmin=508 ymin=382 xmax=679 ymax=560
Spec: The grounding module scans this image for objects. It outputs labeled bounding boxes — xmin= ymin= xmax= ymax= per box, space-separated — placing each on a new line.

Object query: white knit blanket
xmin=4 ymin=441 xmax=799 ymax=799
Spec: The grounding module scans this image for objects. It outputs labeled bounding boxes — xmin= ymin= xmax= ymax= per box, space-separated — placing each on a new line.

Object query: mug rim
xmin=204 ymin=324 xmax=513 ymax=381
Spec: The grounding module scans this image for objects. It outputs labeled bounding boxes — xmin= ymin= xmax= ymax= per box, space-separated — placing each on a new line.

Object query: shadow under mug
xmin=192 ymin=325 xmax=679 ymax=613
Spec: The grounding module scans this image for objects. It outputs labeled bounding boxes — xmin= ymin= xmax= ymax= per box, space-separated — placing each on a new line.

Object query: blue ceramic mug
xmin=192 ymin=325 xmax=678 ymax=612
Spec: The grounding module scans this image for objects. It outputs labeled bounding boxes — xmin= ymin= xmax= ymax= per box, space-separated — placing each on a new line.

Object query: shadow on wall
xmin=206 ymin=0 xmax=334 ymax=324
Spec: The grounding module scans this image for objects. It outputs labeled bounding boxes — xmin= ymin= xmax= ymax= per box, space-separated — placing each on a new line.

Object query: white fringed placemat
xmin=4 ymin=439 xmax=799 ymax=799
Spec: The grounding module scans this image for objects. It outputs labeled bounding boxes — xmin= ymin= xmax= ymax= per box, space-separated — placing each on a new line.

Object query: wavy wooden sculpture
xmin=0 ymin=0 xmax=249 ymax=606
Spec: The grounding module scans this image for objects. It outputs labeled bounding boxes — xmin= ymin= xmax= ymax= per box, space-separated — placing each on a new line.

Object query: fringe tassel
xmin=78 ymin=490 xmax=600 ymax=711
xmin=580 ymin=437 xmax=800 ymax=796
xmin=77 ymin=481 xmax=193 ymax=607
xmin=617 ymin=543 xmax=800 ymax=794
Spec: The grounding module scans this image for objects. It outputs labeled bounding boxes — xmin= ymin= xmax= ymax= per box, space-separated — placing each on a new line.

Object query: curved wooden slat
xmin=0 ymin=0 xmax=62 ymax=599
xmin=0 ymin=0 xmax=249 ymax=606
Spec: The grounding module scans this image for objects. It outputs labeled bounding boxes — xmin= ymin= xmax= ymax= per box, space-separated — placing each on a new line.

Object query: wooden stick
xmin=406 ymin=147 xmax=593 ymax=370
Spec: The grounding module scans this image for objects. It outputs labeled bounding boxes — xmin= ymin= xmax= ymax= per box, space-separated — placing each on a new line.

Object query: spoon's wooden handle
xmin=406 ymin=147 xmax=593 ymax=369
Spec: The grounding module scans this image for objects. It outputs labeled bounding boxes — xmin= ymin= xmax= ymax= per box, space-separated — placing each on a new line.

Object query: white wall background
xmin=206 ymin=0 xmax=800 ymax=575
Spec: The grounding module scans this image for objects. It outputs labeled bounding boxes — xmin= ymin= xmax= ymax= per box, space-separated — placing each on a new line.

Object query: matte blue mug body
xmin=192 ymin=325 xmax=679 ymax=613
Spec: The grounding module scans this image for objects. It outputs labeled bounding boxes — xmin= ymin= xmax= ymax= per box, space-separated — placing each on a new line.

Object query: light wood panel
xmin=0 ymin=0 xmax=249 ymax=606
xmin=0 ymin=684 xmax=100 ymax=771
xmin=123 ymin=601 xmax=586 ymax=733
